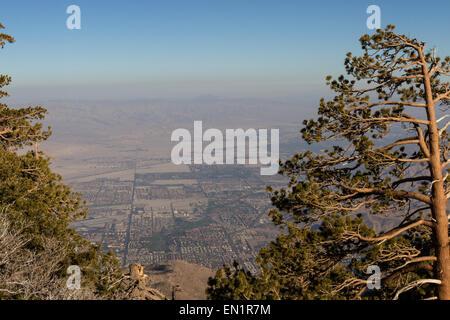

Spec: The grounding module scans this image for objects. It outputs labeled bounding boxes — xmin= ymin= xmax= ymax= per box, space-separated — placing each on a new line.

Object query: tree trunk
xmin=433 ymin=193 xmax=450 ymax=299
xmin=422 ymin=52 xmax=450 ymax=300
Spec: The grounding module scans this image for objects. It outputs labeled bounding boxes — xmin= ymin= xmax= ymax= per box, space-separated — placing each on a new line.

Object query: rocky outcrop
xmin=122 ymin=263 xmax=166 ymax=300
xmin=145 ymin=260 xmax=214 ymax=300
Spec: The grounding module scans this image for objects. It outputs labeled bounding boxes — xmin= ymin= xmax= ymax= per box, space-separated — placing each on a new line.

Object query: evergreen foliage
xmin=208 ymin=26 xmax=450 ymax=300
xmin=0 ymin=23 xmax=124 ymax=300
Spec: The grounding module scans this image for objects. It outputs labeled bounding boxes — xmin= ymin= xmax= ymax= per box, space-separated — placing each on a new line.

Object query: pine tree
xmin=208 ymin=26 xmax=449 ymax=300
xmin=0 ymin=23 xmax=124 ymax=299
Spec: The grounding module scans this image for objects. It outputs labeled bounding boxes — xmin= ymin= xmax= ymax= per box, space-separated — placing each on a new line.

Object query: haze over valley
xmin=22 ymin=97 xmax=312 ymax=271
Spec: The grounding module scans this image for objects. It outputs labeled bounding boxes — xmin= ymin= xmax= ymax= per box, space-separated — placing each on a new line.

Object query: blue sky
xmin=1 ymin=0 xmax=449 ymax=100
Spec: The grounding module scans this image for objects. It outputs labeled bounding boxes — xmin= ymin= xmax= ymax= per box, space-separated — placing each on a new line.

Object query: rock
xmin=145 ymin=260 xmax=214 ymax=300
xmin=122 ymin=263 xmax=166 ymax=300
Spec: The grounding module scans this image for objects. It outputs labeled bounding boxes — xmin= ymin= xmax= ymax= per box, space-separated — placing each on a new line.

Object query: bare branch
xmin=434 ymin=91 xmax=450 ymax=103
xmin=391 ymin=176 xmax=432 ymax=188
xmin=349 ymin=101 xmax=426 ymax=111
xmin=338 ymin=183 xmax=432 ymax=205
xmin=344 ymin=219 xmax=434 ymax=242
xmin=437 ymin=115 xmax=449 ymax=123
xmin=439 ymin=120 xmax=450 ymax=135
xmin=393 ymin=279 xmax=442 ymax=300
xmin=357 ymin=117 xmax=430 ymax=126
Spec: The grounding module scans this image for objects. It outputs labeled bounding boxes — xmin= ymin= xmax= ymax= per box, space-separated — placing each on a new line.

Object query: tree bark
xmin=421 ymin=48 xmax=450 ymax=300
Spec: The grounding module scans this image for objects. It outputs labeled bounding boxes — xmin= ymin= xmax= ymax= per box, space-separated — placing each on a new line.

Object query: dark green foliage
xmin=0 ymin=23 xmax=124 ymax=300
xmin=208 ymin=26 xmax=449 ymax=300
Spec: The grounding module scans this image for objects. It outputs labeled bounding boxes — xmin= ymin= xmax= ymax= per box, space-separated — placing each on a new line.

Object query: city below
xmin=71 ymin=159 xmax=285 ymax=273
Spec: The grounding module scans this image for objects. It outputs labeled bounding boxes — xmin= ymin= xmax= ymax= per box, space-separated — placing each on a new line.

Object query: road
xmin=122 ymin=161 xmax=137 ymax=266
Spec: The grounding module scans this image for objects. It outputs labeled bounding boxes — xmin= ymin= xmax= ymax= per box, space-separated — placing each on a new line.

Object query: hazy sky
xmin=1 ymin=0 xmax=449 ymax=100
